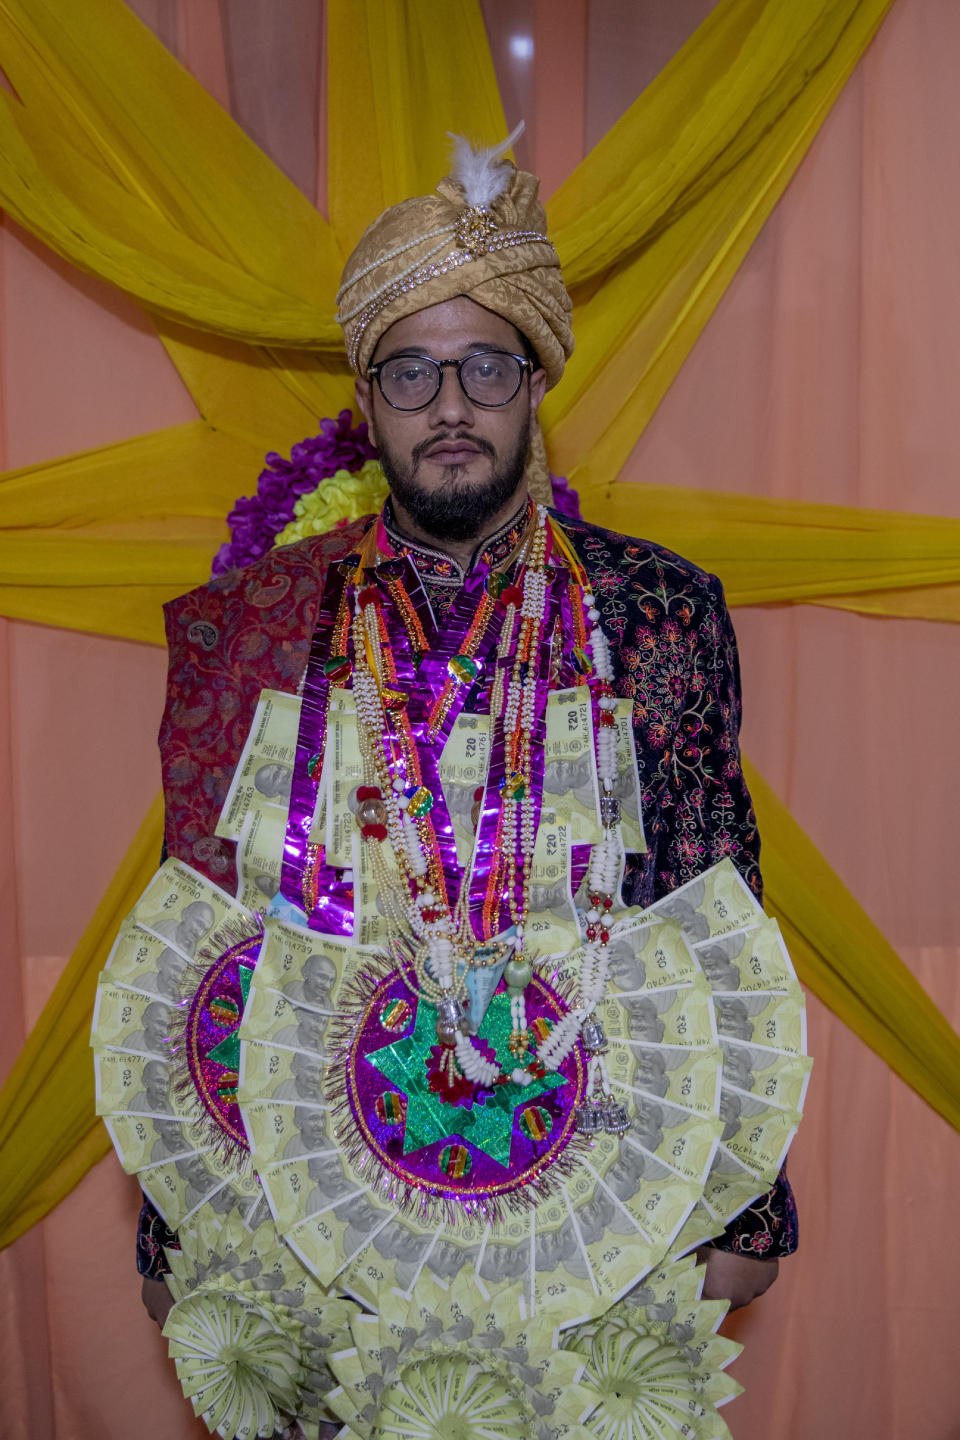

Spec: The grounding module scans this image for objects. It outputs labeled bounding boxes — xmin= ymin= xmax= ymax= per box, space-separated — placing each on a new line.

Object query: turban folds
xmin=336 ymin=154 xmax=574 ymax=389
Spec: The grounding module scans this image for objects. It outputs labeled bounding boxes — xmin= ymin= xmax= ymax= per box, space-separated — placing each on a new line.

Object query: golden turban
xmin=335 ymin=135 xmax=574 ymax=389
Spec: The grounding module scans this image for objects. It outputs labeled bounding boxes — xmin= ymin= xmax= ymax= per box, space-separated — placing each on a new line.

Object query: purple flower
xmin=211 ymin=410 xmax=377 ymax=576
xmin=549 ymin=472 xmax=582 ymax=521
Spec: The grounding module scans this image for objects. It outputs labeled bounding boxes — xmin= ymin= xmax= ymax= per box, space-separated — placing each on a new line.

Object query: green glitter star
xmin=366 ymin=992 xmax=565 ymax=1167
xmin=206 ymin=961 xmax=255 ymax=1070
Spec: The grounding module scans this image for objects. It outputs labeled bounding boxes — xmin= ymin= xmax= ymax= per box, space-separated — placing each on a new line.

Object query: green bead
xmin=503 ymin=958 xmax=533 ymax=994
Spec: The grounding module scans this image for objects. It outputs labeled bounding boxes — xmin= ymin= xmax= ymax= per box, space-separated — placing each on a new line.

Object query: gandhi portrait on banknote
xmin=634 ymin=1047 xmax=670 ymax=1098
xmin=607 ymin=935 xmax=646 ymax=992
xmin=337 ymin=1194 xmax=386 ymax=1257
xmin=282 ymin=1105 xmax=330 ymax=1160
xmin=251 ymin=873 xmax=281 ymax=902
xmin=283 ymin=953 xmax=338 ymax=1008
xmin=721 ymin=1043 xmax=755 ymax=1091
xmin=127 ymin=1059 xmax=174 ymax=1114
xmin=697 ymin=937 xmax=742 ymax=991
xmin=124 ymin=999 xmax=172 ymax=1056
xmin=425 ymin=1236 xmax=475 ymax=1284
xmin=630 ymin=1098 xmax=667 ymax=1153
xmin=654 ymin=881 xmax=710 ymax=942
xmin=270 ymin=1051 xmax=325 ymax=1102
xmin=476 ymin=1240 xmax=527 ymax=1285
xmin=533 ymin=1217 xmax=580 ymax=1273
xmin=253 ymin=762 xmax=294 ymax=804
xmin=622 ymin=995 xmax=666 ymax=1043
xmin=719 ymin=1088 xmax=744 ymax=1142
xmin=542 ymin=753 xmax=594 ymax=807
xmin=150 ymin=1118 xmax=190 ymax=1162
xmin=608 ymin=1139 xmax=672 ymax=1198
xmin=272 ymin=1010 xmax=329 ymax=1054
xmin=176 ymin=1152 xmax=219 ymax=1211
xmin=528 ymin=879 xmax=572 ymax=921
xmin=146 ymin=900 xmax=215 ymax=957
xmin=714 ymin=996 xmax=754 ymax=1042
xmin=370 ymin=1222 xmax=434 ymax=1291
xmin=305 ymin=1147 xmax=356 ymax=1211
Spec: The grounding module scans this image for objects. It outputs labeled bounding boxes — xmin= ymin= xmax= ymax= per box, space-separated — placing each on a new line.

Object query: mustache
xmin=411 ymin=433 xmax=496 ymax=466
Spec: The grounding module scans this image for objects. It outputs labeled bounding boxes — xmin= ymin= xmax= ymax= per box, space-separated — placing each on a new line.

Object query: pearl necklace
xmin=348 ymin=508 xmax=627 ymax=1128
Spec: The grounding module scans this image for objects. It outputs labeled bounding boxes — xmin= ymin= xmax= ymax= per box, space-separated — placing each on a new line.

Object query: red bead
xmin=600 ymin=930 xmax=610 ymax=943
xmin=599 ymin=711 xmax=616 ymax=727
xmin=499 ymin=584 xmax=523 ymax=610
xmin=356 ymin=785 xmax=382 ymax=802
xmin=589 ymin=893 xmax=602 ymax=907
xmin=602 ymin=896 xmax=613 ymax=910
xmin=586 ymin=925 xmax=598 ymax=941
xmin=361 ymin=823 xmax=387 ymax=841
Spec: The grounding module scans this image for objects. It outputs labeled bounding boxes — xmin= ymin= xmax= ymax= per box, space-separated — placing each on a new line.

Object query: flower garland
xmin=212 ymin=409 xmax=582 ymax=575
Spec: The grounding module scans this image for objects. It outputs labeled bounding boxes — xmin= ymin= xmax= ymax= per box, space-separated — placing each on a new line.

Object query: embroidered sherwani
xmin=138 ymin=503 xmax=797 ymax=1276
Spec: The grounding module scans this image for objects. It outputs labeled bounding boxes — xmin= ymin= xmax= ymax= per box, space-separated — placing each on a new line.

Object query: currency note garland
xmin=280 ymin=504 xmax=642 ymax=1224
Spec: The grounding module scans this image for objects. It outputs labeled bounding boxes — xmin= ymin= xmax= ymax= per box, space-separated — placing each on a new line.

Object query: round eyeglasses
xmin=367 ymin=350 xmax=533 ymax=411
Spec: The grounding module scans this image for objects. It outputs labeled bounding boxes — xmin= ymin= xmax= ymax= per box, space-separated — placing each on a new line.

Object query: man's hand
xmin=141 ymin=1274 xmax=175 ymax=1327
xmin=695 ymin=1246 xmax=779 ymax=1310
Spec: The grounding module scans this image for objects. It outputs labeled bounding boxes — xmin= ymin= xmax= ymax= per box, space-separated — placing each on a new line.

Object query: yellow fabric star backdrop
xmin=2 ymin=0 xmax=958 ymax=1250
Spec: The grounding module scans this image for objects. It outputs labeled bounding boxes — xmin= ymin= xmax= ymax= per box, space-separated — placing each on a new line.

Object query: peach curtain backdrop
xmin=1 ymin=2 xmax=958 ymax=1437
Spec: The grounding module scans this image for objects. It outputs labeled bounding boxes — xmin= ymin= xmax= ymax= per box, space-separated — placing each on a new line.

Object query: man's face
xmin=304 ymin=955 xmax=336 ymax=1004
xmin=177 ymin=902 xmax=214 ymax=951
xmin=143 ymin=1062 xmax=171 ymax=1110
xmin=295 ymin=1107 xmax=328 ymax=1151
xmin=307 ymin=1148 xmax=349 ymax=1194
xmin=178 ymin=1153 xmax=210 ymax=1188
xmin=157 ymin=949 xmax=188 ymax=997
xmin=291 ymin=1053 xmax=323 ymax=1096
xmin=255 ymin=763 xmax=293 ymax=802
xmin=716 ymin=998 xmax=753 ymax=1041
xmin=143 ymin=1002 xmax=171 ymax=1050
xmin=355 ymin=296 xmax=546 ymax=545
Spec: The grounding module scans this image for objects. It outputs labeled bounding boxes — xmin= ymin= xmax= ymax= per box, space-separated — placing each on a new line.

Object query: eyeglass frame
xmin=366 ymin=349 xmax=535 ymax=412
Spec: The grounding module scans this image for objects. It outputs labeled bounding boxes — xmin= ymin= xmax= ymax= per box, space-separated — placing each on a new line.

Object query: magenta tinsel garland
xmin=212 ymin=409 xmax=582 ymax=576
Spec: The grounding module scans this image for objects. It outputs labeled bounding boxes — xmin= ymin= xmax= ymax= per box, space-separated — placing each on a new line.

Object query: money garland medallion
xmin=337 ymin=960 xmax=586 ymax=1216
xmin=90 ymin=858 xmax=270 ymax=1233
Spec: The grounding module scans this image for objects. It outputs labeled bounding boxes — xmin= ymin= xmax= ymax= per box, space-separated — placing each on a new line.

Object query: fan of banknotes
xmin=324 ymin=1254 xmax=739 ymax=1440
xmin=560 ymin=1253 xmax=742 ymax=1440
xmin=599 ymin=859 xmax=812 ymax=1258
xmin=237 ymin=857 xmax=810 ymax=1325
xmin=324 ymin=1269 xmax=596 ymax=1439
xmin=90 ymin=859 xmax=273 ymax=1233
xmin=163 ymin=1214 xmax=357 ymax=1440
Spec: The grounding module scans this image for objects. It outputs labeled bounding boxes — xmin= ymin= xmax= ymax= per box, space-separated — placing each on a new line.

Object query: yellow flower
xmin=273 ymin=460 xmax=388 ymax=547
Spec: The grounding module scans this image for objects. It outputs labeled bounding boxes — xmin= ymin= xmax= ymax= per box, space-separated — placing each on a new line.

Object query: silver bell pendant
xmin=574 ymin=1103 xmax=606 ymax=1135
xmin=601 ymin=1099 xmax=630 ymax=1134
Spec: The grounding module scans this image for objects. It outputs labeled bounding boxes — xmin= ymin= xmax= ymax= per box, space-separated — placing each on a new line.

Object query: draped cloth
xmin=5 ymin=0 xmax=959 ymax=1284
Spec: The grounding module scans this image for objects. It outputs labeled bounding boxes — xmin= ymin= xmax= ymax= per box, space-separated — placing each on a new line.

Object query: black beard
xmin=376 ymin=418 xmax=530 ymax=544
